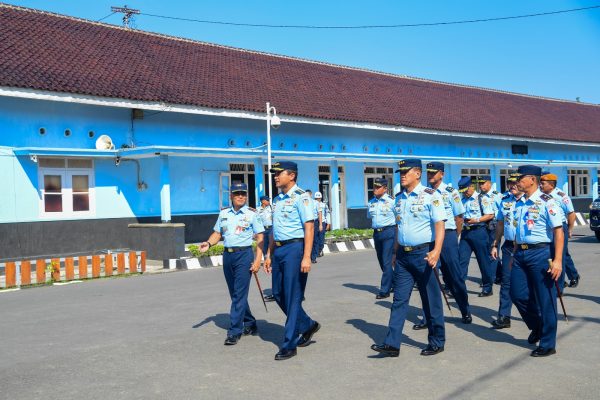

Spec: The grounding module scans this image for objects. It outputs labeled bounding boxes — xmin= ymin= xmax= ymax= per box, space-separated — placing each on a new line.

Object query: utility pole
xmin=111 ymin=5 xmax=140 ymax=29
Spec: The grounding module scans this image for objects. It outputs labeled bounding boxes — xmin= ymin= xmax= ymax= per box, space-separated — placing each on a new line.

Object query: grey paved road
xmin=1 ymin=227 xmax=599 ymax=400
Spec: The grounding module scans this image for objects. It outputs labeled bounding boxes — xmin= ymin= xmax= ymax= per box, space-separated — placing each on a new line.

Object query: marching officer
xmin=511 ymin=165 xmax=564 ymax=357
xmin=199 ymin=183 xmax=265 ymax=345
xmin=371 ymin=159 xmax=447 ymax=357
xmin=540 ymin=173 xmax=581 ymax=290
xmin=490 ymin=173 xmax=524 ymax=329
xmin=457 ymin=176 xmax=496 ymax=297
xmin=366 ymin=177 xmax=396 ymax=299
xmin=257 ymin=195 xmax=276 ymax=302
xmin=314 ymin=192 xmax=329 ymax=258
xmin=476 ymin=175 xmax=503 ymax=284
xmin=264 ymin=161 xmax=320 ymax=361
xmin=425 ymin=162 xmax=471 ymax=324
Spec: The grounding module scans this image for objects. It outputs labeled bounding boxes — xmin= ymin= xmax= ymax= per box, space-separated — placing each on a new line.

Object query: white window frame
xmin=364 ymin=166 xmax=393 ymax=203
xmin=38 ymin=159 xmax=95 ymax=218
xmin=568 ymin=169 xmax=589 ymax=197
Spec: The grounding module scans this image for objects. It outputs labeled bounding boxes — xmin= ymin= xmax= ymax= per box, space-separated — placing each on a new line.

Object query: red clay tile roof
xmin=1 ymin=4 xmax=600 ymax=143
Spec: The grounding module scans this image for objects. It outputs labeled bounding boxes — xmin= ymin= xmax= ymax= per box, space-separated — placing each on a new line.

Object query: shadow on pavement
xmin=342 ymin=282 xmax=380 ymax=295
xmin=564 ymin=292 xmax=600 ymax=305
xmin=346 ymin=318 xmax=426 ymax=350
xmin=192 ymin=313 xmax=285 ymax=346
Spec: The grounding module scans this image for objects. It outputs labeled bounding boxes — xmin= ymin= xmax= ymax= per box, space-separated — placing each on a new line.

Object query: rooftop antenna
xmin=111 ymin=5 xmax=140 ymax=29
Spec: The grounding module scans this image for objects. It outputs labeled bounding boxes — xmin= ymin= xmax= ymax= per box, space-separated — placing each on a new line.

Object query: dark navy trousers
xmin=440 ymin=229 xmax=470 ymax=317
xmin=497 ymin=241 xmax=514 ymax=318
xmin=311 ymin=219 xmax=320 ymax=261
xmin=318 ymin=222 xmax=327 ymax=253
xmin=459 ymin=226 xmax=494 ymax=293
xmin=222 ymin=248 xmax=256 ymax=337
xmin=510 ymin=245 xmax=558 ymax=349
xmin=262 ymin=226 xmax=272 ymax=255
xmin=272 ymin=241 xmax=315 ymax=350
xmin=488 ymin=226 xmax=502 ymax=279
xmin=559 ymin=223 xmax=579 ymax=291
xmin=373 ymin=226 xmax=395 ymax=296
xmin=384 ymin=245 xmax=445 ymax=349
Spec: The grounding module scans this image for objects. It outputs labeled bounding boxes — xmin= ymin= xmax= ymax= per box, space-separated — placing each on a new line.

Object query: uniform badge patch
xmin=433 ymin=199 xmax=440 ymax=207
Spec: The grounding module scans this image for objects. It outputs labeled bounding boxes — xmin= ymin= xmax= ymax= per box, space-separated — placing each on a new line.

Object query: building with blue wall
xmin=1 ymin=4 xmax=599 ymax=260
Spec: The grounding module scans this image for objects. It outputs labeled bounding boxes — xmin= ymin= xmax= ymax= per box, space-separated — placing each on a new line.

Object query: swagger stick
xmin=433 ymin=267 xmax=453 ymax=317
xmin=253 ymin=272 xmax=268 ymax=313
xmin=548 ymin=259 xmax=568 ymax=323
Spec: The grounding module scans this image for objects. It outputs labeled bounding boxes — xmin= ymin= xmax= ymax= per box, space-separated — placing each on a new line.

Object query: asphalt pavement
xmin=1 ymin=226 xmax=599 ymax=400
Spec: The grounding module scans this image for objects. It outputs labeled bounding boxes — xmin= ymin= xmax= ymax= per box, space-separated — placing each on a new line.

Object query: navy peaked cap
xmin=457 ymin=176 xmax=473 ymax=192
xmin=373 ymin=177 xmax=388 ymax=186
xmin=516 ymin=165 xmax=542 ymax=177
xmin=426 ymin=162 xmax=445 ymax=172
xmin=270 ymin=161 xmax=297 ymax=173
xmin=395 ymin=159 xmax=422 ymax=172
xmin=231 ymin=183 xmax=248 ymax=192
xmin=259 ymin=195 xmax=270 ymax=201
xmin=475 ymin=175 xmax=491 ymax=182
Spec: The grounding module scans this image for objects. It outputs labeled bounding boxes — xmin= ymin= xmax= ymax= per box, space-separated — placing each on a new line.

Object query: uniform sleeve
xmin=546 ymin=199 xmax=563 ymax=228
xmin=366 ymin=200 xmax=373 ymax=220
xmin=450 ymin=190 xmax=465 ymax=216
xmin=481 ymin=196 xmax=495 ymax=215
xmin=495 ymin=203 xmax=504 ymax=221
xmin=213 ymin=213 xmax=222 ymax=233
xmin=430 ymin=193 xmax=447 ymax=223
xmin=562 ymin=195 xmax=575 ymax=214
xmin=297 ymin=194 xmax=315 ymax=223
xmin=251 ymin=212 xmax=265 ymax=234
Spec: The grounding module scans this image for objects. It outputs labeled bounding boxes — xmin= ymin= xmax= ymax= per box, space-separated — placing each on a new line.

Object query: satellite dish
xmin=95 ymin=135 xmax=115 ymax=150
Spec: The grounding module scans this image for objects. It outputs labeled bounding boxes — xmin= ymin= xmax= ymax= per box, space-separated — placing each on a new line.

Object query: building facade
xmin=1 ymin=5 xmax=599 ymax=260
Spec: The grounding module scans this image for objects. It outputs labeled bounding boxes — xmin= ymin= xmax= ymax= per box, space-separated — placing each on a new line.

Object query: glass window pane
xmin=72 ymin=175 xmax=89 ymax=193
xmin=39 ymin=158 xmax=65 ymax=168
xmin=68 ymin=159 xmax=93 ymax=168
xmin=44 ymin=194 xmax=63 ymax=212
xmin=44 ymin=175 xmax=62 ymax=193
xmin=73 ymin=194 xmax=90 ymax=211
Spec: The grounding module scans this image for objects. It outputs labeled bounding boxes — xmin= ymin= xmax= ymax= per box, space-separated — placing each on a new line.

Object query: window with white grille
xmin=569 ymin=169 xmax=589 ymax=197
xmin=364 ymin=166 xmax=394 ymax=202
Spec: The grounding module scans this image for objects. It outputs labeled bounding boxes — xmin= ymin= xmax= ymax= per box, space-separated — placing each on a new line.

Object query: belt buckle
xmin=403 ymin=246 xmax=413 ymax=252
xmin=275 ymin=241 xmax=282 ymax=247
xmin=227 ymin=248 xmax=234 ymax=253
xmin=520 ymin=244 xmax=529 ymax=250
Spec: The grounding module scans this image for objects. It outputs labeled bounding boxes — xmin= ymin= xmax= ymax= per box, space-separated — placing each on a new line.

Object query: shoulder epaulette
xmin=540 ymin=193 xmax=552 ymax=201
xmin=446 ymin=186 xmax=454 ymax=193
xmin=294 ymin=188 xmax=305 ymax=195
xmin=502 ymin=194 xmax=510 ymax=200
xmin=493 ymin=190 xmax=499 ymax=194
xmin=247 ymin=207 xmax=257 ymax=212
xmin=395 ymin=192 xmax=402 ymax=197
xmin=557 ymin=191 xmax=566 ymax=197
xmin=423 ymin=188 xmax=435 ymax=195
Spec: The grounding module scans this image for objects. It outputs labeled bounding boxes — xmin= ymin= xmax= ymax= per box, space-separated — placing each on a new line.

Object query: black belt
xmin=516 ymin=242 xmax=550 ymax=251
xmin=398 ymin=242 xmax=432 ymax=252
xmin=264 ymin=225 xmax=272 ymax=229
xmin=374 ymin=225 xmax=395 ymax=232
xmin=224 ymin=246 xmax=252 ymax=253
xmin=274 ymin=238 xmax=304 ymax=247
xmin=445 ymin=228 xmax=456 ymax=232
xmin=503 ymin=240 xmax=514 ymax=247
xmin=464 ymin=225 xmax=484 ymax=231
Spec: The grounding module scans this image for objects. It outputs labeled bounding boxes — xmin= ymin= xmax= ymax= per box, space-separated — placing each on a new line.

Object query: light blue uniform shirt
xmin=367 ymin=193 xmax=396 ymax=228
xmin=550 ymin=187 xmax=574 ymax=224
xmin=272 ymin=184 xmax=315 ymax=241
xmin=462 ymin=191 xmax=495 ymax=227
xmin=321 ymin=203 xmax=331 ymax=224
xmin=317 ymin=201 xmax=329 ymax=224
xmin=514 ymin=189 xmax=563 ymax=244
xmin=496 ymin=193 xmax=524 ymax=241
xmin=393 ymin=183 xmax=447 ymax=246
xmin=257 ymin=204 xmax=273 ymax=227
xmin=312 ymin=198 xmax=319 ymax=221
xmin=481 ymin=190 xmax=501 ymax=221
xmin=434 ymin=182 xmax=465 ymax=230
xmin=213 ymin=205 xmax=265 ymax=247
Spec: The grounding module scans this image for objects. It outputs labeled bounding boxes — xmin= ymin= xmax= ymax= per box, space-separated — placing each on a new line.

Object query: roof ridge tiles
xmin=1 ymin=2 xmax=597 ymax=108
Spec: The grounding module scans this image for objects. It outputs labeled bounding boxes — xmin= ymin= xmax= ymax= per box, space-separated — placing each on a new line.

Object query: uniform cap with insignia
xmin=269 ymin=161 xmax=298 ymax=173
xmin=426 ymin=161 xmax=445 ymax=173
xmin=541 ymin=173 xmax=558 ymax=181
xmin=507 ymin=172 xmax=520 ymax=183
xmin=457 ymin=176 xmax=472 ymax=193
xmin=395 ymin=159 xmax=422 ymax=173
xmin=231 ymin=182 xmax=248 ymax=193
xmin=515 ymin=165 xmax=542 ymax=178
xmin=474 ymin=175 xmax=491 ymax=183
xmin=373 ymin=177 xmax=388 ymax=187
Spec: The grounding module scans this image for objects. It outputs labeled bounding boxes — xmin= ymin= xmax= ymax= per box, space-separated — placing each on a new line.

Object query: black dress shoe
xmin=569 ymin=277 xmax=580 ymax=288
xmin=224 ymin=335 xmax=241 ymax=346
xmin=412 ymin=322 xmax=427 ymax=330
xmin=318 ymin=251 xmax=324 ymax=257
xmin=297 ymin=321 xmax=321 ymax=347
xmin=527 ymin=330 xmax=541 ymax=344
xmin=461 ymin=314 xmax=472 ymax=324
xmin=478 ymin=291 xmax=493 ymax=297
xmin=242 ymin=325 xmax=258 ymax=336
xmin=311 ymin=259 xmax=317 ymax=264
xmin=370 ymin=343 xmax=399 ymax=357
xmin=420 ymin=345 xmax=444 ymax=356
xmin=531 ymin=347 xmax=556 ymax=357
xmin=376 ymin=293 xmax=390 ymax=300
xmin=274 ymin=348 xmax=297 ymax=360
xmin=491 ymin=316 xmax=511 ymax=329
xmin=263 ymin=294 xmax=275 ymax=302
